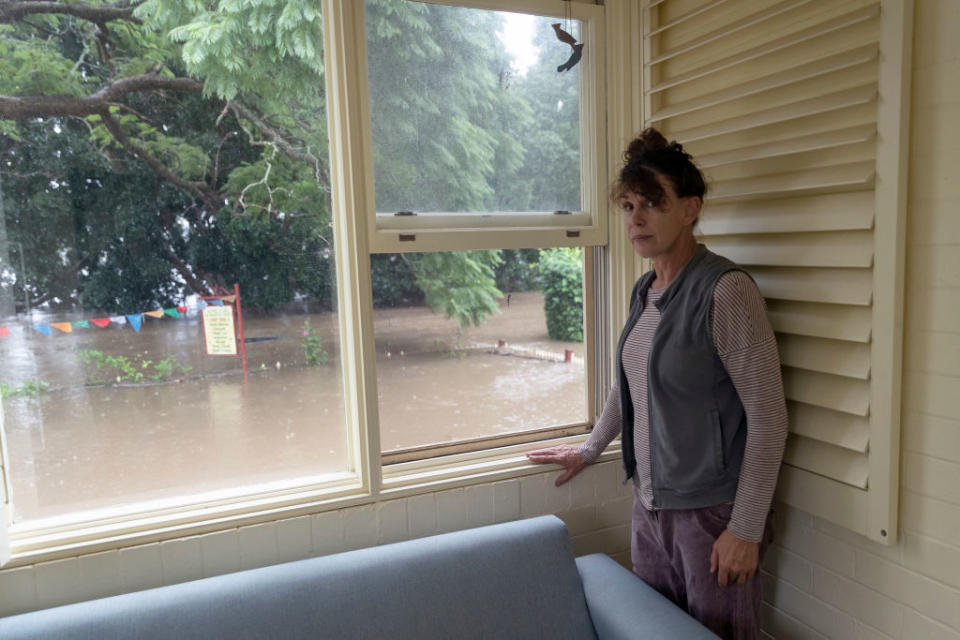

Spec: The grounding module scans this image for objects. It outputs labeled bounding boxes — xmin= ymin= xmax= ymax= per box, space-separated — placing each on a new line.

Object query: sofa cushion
xmin=0 ymin=515 xmax=598 ymax=640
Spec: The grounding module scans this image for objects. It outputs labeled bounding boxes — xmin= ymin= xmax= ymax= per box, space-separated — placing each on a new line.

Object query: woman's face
xmin=619 ymin=172 xmax=700 ymax=259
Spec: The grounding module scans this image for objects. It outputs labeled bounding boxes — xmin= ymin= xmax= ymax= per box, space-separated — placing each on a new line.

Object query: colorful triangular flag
xmin=221 ymin=295 xmax=236 ymax=304
xmin=91 ymin=318 xmax=111 ymax=328
xmin=163 ymin=308 xmax=180 ymax=318
xmin=125 ymin=314 xmax=142 ymax=332
xmin=51 ymin=322 xmax=73 ymax=334
xmin=210 ymin=299 xmax=224 ymax=307
xmin=110 ymin=316 xmax=126 ymax=325
xmin=177 ymin=306 xmax=187 ymax=314
xmin=72 ymin=320 xmax=90 ymax=329
xmin=30 ymin=324 xmax=52 ymax=336
xmin=144 ymin=310 xmax=164 ymax=319
xmin=0 ymin=327 xmax=10 ymax=338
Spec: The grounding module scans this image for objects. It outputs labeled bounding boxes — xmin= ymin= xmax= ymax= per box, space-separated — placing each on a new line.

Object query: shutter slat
xmin=767 ymin=300 xmax=872 ymax=343
xmin=671 ymin=84 xmax=877 ymax=144
xmin=698 ymin=125 xmax=876 ymax=169
xmin=783 ymin=435 xmax=869 ymax=488
xmin=777 ymin=334 xmax=871 ymax=379
xmin=788 ymin=401 xmax=870 ymax=453
xmin=707 ymin=162 xmax=875 ymax=203
xmin=783 ymin=367 xmax=870 ymax=416
xmin=777 ymin=465 xmax=868 ymax=536
xmin=705 ymin=230 xmax=873 ymax=268
xmin=649 ymin=4 xmax=881 ymax=93
xmin=751 ymin=266 xmax=873 ymax=305
xmin=650 ymin=45 xmax=878 ymax=123
xmin=648 ymin=0 xmax=816 ymax=66
xmin=699 ymin=191 xmax=874 ymax=236
xmin=646 ymin=0 xmax=730 ymax=39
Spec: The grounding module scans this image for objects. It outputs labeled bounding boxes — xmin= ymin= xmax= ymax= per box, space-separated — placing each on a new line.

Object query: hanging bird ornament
xmin=552 ymin=23 xmax=583 ymax=73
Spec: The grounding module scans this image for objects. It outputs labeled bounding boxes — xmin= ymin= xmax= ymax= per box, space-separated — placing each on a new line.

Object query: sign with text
xmin=202 ymin=305 xmax=237 ymax=356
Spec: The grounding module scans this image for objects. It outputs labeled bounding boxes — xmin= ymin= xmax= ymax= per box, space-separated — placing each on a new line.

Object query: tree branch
xmin=97 ymin=109 xmax=220 ymax=210
xmin=0 ymin=73 xmax=203 ymax=120
xmin=0 ymin=1 xmax=141 ymax=26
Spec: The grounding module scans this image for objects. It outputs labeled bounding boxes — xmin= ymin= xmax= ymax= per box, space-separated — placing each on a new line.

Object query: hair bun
xmin=624 ymin=127 xmax=670 ymax=161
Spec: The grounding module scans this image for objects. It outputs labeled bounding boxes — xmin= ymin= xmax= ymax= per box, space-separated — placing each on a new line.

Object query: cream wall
xmin=758 ymin=1 xmax=960 ymax=638
xmin=0 ymin=2 xmax=958 ymax=638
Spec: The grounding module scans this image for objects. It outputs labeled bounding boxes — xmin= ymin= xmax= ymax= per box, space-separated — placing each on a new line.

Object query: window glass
xmin=366 ymin=0 xmax=583 ymax=215
xmin=0 ymin=4 xmax=346 ymax=523
xmin=372 ymin=248 xmax=587 ymax=452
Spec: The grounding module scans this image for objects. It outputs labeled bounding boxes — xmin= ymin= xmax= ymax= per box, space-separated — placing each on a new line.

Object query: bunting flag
xmin=210 ymin=299 xmax=224 ymax=307
xmin=0 ymin=327 xmax=10 ymax=338
xmin=221 ymin=295 xmax=237 ymax=304
xmin=126 ymin=314 xmax=143 ymax=332
xmin=144 ymin=310 xmax=165 ymax=319
xmin=91 ymin=318 xmax=111 ymax=328
xmin=72 ymin=320 xmax=90 ymax=329
xmin=177 ymin=306 xmax=188 ymax=314
xmin=164 ymin=308 xmax=180 ymax=318
xmin=30 ymin=324 xmax=52 ymax=336
xmin=110 ymin=316 xmax=127 ymax=325
xmin=51 ymin=322 xmax=73 ymax=334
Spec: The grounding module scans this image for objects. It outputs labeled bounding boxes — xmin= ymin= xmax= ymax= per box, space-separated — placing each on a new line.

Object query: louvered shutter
xmin=640 ymin=0 xmax=911 ymax=542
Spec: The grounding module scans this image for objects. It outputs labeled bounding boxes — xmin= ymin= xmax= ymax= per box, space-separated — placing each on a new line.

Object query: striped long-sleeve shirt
xmin=580 ymin=270 xmax=789 ymax=543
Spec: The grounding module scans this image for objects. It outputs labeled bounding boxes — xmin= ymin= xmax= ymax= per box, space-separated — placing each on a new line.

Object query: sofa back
xmin=0 ymin=515 xmax=598 ymax=639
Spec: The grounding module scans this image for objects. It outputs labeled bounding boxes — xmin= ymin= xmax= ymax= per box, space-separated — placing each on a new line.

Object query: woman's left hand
xmin=710 ymin=529 xmax=759 ymax=587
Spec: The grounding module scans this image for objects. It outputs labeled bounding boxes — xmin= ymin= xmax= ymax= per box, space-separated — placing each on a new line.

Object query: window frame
xmin=0 ymin=0 xmax=625 ymax=567
xmin=365 ymin=0 xmax=609 ymax=253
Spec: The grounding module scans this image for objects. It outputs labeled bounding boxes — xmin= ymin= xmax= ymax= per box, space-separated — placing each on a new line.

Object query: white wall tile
xmin=276 ymin=516 xmax=313 ymax=563
xmin=0 ymin=566 xmax=37 ymax=617
xmin=902 ymin=411 xmax=960 ymax=464
xmin=238 ymin=523 xmax=279 ymax=570
xmin=762 ymin=545 xmax=813 ymax=592
xmin=557 ymin=505 xmax=597 ymax=537
xmin=341 ymin=504 xmax=377 ymax=551
xmin=542 ymin=475 xmax=572 ymax=514
xmin=570 ymin=465 xmax=598 ymax=508
xmin=901 ymin=609 xmax=960 ymax=640
xmin=902 ymin=451 xmax=960 ymax=506
xmin=199 ymin=529 xmax=240 ymax=577
xmin=435 ymin=488 xmax=467 ymax=534
xmin=854 ymin=548 xmax=960 ymax=631
xmin=903 ymin=532 xmax=960 ymax=591
xmin=77 ymin=550 xmax=121 ymax=601
xmin=901 ymin=490 xmax=960 ymax=546
xmin=311 ymin=510 xmax=345 ymax=557
xmin=854 ymin=621 xmax=896 ymax=640
xmin=760 ymin=602 xmax=829 ymax=640
xmin=34 ymin=557 xmax=83 ymax=610
xmin=376 ymin=499 xmax=408 ymax=545
xmin=407 ymin=493 xmax=438 ymax=538
xmin=762 ymin=575 xmax=858 ymax=639
xmin=492 ymin=479 xmax=520 ymax=523
xmin=519 ymin=474 xmax=547 ymax=518
xmin=119 ymin=543 xmax=163 ymax=593
xmin=462 ymin=483 xmax=494 ymax=528
xmin=596 ymin=496 xmax=632 ymax=529
xmin=812 ymin=567 xmax=903 ymax=638
xmin=160 ymin=537 xmax=203 ymax=585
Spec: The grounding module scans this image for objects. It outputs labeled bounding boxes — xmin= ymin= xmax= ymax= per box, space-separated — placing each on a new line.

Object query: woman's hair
xmin=610 ymin=128 xmax=707 ymax=209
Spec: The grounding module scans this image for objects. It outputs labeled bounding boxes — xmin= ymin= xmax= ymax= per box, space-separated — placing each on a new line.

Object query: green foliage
xmin=301 ymin=318 xmax=328 ymax=366
xmin=77 ymin=349 xmax=192 ymax=384
xmin=538 ymin=248 xmax=583 ymax=342
xmin=0 ymin=380 xmax=50 ymax=397
xmin=415 ymin=251 xmax=503 ymax=328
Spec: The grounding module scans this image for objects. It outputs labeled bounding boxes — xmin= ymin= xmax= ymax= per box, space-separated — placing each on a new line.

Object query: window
xmin=0 ymin=0 xmax=612 ymax=563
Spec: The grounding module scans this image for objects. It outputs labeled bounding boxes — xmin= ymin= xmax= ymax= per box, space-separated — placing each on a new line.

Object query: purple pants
xmin=631 ymin=498 xmax=773 ymax=640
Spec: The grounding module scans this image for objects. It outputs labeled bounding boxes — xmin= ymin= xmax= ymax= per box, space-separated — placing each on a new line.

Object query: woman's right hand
xmin=525 ymin=445 xmax=588 ymax=487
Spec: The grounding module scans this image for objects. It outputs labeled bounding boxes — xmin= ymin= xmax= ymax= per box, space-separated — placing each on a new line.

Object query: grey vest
xmin=617 ymin=244 xmax=749 ymax=509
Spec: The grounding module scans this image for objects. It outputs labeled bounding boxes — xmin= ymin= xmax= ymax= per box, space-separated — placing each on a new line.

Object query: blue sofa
xmin=0 ymin=515 xmax=717 ymax=639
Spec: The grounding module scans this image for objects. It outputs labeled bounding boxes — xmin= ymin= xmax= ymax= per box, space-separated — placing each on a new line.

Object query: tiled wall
xmin=758 ymin=1 xmax=960 ymax=638
xmin=0 ymin=461 xmax=635 ymax=617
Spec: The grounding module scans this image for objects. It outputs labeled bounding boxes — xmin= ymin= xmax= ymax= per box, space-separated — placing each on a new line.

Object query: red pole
xmin=234 ymin=283 xmax=248 ymax=380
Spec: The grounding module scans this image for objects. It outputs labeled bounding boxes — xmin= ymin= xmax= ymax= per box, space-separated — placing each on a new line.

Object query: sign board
xmin=202 ymin=305 xmax=237 ymax=356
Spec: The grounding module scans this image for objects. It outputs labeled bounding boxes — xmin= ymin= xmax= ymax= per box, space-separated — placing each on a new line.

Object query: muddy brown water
xmin=1 ymin=291 xmax=586 ymax=523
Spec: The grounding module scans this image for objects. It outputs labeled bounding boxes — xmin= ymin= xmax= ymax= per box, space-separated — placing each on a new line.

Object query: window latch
xmin=395 ymin=211 xmax=417 ymax=216
xmin=554 ymin=210 xmax=572 ymax=215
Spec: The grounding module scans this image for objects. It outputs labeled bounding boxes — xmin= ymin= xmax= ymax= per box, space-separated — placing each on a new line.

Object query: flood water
xmin=0 ymin=291 xmax=585 ymax=523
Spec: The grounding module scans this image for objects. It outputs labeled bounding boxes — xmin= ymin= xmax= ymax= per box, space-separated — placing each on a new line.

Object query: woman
xmin=527 ymin=128 xmax=788 ymax=640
